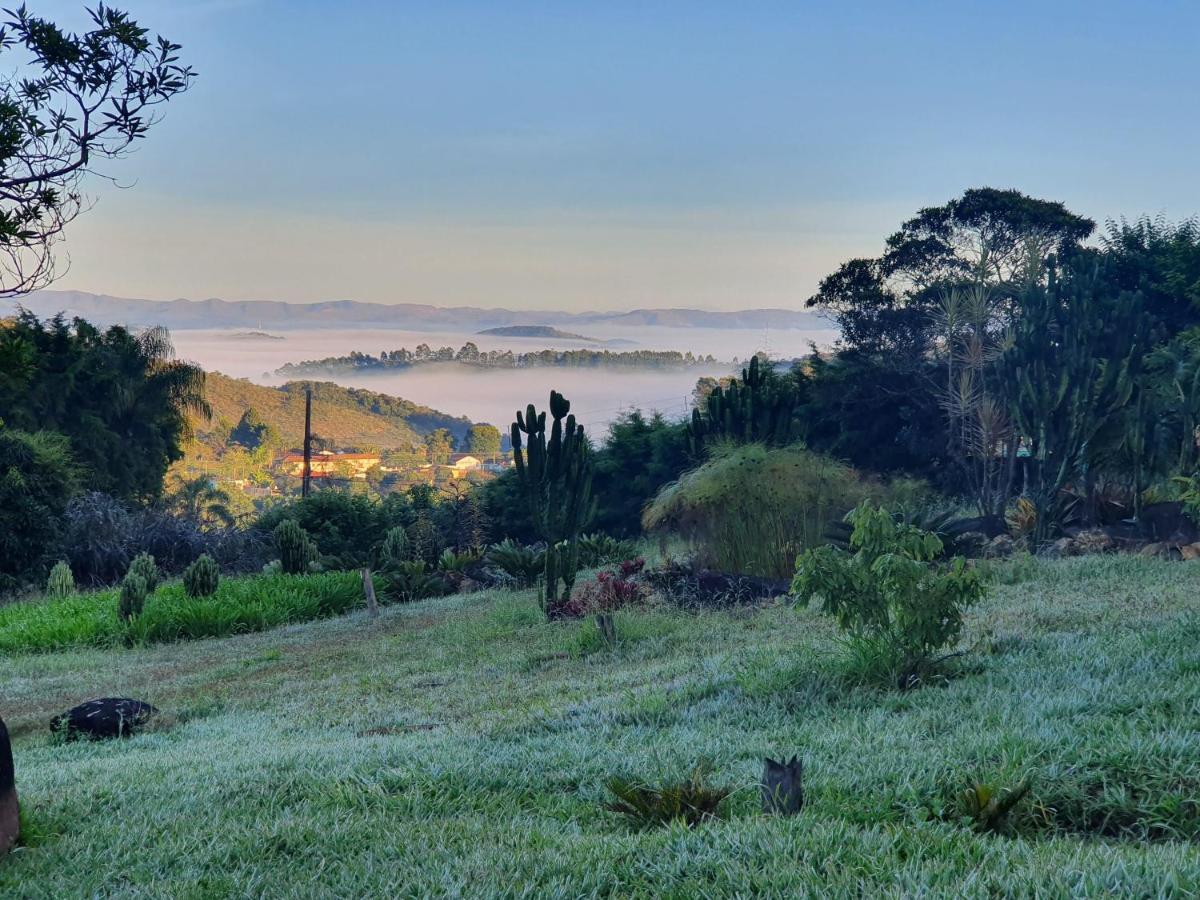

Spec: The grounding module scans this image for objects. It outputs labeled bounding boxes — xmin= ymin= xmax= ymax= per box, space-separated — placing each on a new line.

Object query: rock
xmin=1073 ymin=528 xmax=1116 ymax=555
xmin=0 ymin=717 xmax=17 ymax=857
xmin=1044 ymin=537 xmax=1076 ymax=558
xmin=984 ymin=534 xmax=1015 ymax=559
xmin=50 ymin=698 xmax=158 ymax=741
xmin=1181 ymin=542 xmax=1200 ymax=562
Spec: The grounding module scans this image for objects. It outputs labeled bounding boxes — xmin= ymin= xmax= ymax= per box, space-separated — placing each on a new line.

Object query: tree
xmin=0 ymin=312 xmax=208 ymax=500
xmin=164 ymin=474 xmax=233 ymax=528
xmin=465 ymin=423 xmax=501 ymax=459
xmin=809 ymin=188 xmax=1095 ymax=355
xmin=1100 ymin=216 xmax=1200 ymax=338
xmin=0 ymin=5 xmax=193 ymax=295
xmin=0 ymin=428 xmax=80 ymax=590
xmin=229 ymin=408 xmax=276 ymax=451
xmin=424 ymin=428 xmax=455 ymax=465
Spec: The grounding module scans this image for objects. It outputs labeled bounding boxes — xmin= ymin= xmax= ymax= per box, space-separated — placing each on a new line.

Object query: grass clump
xmin=605 ymin=762 xmax=733 ymax=829
xmin=643 ymin=443 xmax=878 ymax=578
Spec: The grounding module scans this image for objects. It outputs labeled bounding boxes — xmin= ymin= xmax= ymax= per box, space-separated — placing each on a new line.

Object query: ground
xmin=1 ymin=556 xmax=1198 ymax=897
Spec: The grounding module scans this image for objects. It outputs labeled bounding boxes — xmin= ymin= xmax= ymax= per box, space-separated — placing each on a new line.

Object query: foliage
xmin=792 ymin=502 xmax=987 ymax=685
xmin=380 ymin=525 xmax=412 ymax=566
xmin=45 ymin=561 xmax=73 ymax=599
xmin=1100 ymin=216 xmax=1200 ymax=337
xmin=117 ymin=573 xmax=147 ymax=622
xmin=0 ymin=313 xmax=207 ymax=500
xmin=436 ymin=549 xmax=478 ymax=573
xmin=274 ymin=519 xmax=317 ymax=575
xmin=945 ymin=777 xmax=1033 ymax=834
xmin=0 ymin=428 xmax=79 ymax=591
xmin=485 ymin=538 xmax=545 ymax=587
xmin=512 ymin=390 xmax=595 ymax=616
xmin=182 ymin=554 xmax=219 ymax=599
xmin=164 ymin=475 xmax=234 ymax=528
xmin=645 ymin=444 xmax=879 ymax=579
xmin=688 ymin=355 xmax=799 ymax=451
xmin=576 ymin=532 xmax=637 ymax=569
xmin=605 ymin=762 xmax=732 ymax=829
xmin=126 ymin=552 xmax=160 ymax=594
xmin=465 ymin=423 xmax=501 ymax=458
xmin=0 ymin=5 xmax=193 ymax=294
xmin=564 ymin=559 xmax=648 ymax=617
xmin=1000 ymin=256 xmax=1152 ymax=543
xmin=380 ymin=560 xmax=443 ymax=603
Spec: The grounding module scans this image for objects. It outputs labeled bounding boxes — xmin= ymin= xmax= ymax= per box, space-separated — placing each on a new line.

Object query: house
xmin=438 ymin=453 xmax=482 ymax=480
xmin=279 ymin=450 xmax=382 ymax=479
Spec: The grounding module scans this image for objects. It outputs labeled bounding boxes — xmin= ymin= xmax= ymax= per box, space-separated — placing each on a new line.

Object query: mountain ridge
xmin=7 ymin=290 xmax=826 ymax=332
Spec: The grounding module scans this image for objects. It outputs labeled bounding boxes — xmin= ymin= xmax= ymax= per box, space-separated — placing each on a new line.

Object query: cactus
xmin=380 ymin=525 xmax=412 ymax=566
xmin=183 ymin=553 xmax=219 ymax=598
xmin=127 ymin=552 xmax=160 ymax=594
xmin=511 ymin=390 xmax=594 ymax=617
xmin=687 ymin=355 xmax=798 ymax=454
xmin=46 ymin=561 xmax=74 ymax=598
xmin=275 ymin=519 xmax=317 ymax=574
xmin=118 ymin=573 xmax=147 ymax=622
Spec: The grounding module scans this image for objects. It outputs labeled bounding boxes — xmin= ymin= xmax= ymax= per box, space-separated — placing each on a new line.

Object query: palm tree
xmin=165 ymin=474 xmax=234 ymax=528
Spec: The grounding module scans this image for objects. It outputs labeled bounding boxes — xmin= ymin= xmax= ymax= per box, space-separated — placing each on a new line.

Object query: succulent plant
xmin=183 ymin=553 xmax=219 ymax=598
xmin=275 ymin=519 xmax=317 ymax=574
xmin=127 ymin=552 xmax=160 ymax=593
xmin=46 ymin=560 xmax=74 ymax=599
xmin=118 ymin=573 xmax=147 ymax=622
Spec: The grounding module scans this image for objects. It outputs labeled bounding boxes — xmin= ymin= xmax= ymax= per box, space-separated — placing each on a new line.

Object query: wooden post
xmin=595 ymin=612 xmax=616 ymax=646
xmin=302 ymin=387 xmax=313 ymax=498
xmin=362 ymin=568 xmax=379 ymax=618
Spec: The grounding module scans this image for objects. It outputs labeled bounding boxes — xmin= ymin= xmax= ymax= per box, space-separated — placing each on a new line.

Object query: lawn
xmin=1 ymin=555 xmax=1199 ymax=897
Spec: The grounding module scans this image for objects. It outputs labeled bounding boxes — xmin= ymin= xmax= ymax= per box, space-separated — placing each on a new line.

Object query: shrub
xmin=485 ymin=539 xmax=545 ymax=587
xmin=275 ymin=520 xmax=317 ymax=575
xmin=577 ymin=532 xmax=637 ymax=568
xmin=381 ymin=560 xmax=444 ymax=603
xmin=380 ymin=525 xmax=412 ymax=566
xmin=256 ymin=491 xmax=409 ymax=570
xmin=183 ymin=554 xmax=219 ymax=598
xmin=791 ymin=501 xmax=987 ymax=686
xmin=644 ymin=444 xmax=880 ymax=579
xmin=127 ymin=553 xmax=160 ymax=594
xmin=46 ymin=561 xmax=74 ymax=599
xmin=118 ymin=574 xmax=148 ymax=622
xmin=0 ymin=430 xmax=80 ymax=592
xmin=605 ymin=762 xmax=732 ymax=829
xmin=437 ymin=548 xmax=478 ymax=573
xmin=564 ymin=559 xmax=648 ymax=617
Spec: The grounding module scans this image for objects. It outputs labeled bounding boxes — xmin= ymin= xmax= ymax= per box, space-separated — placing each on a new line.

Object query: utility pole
xmin=302 ymin=387 xmax=313 ymax=498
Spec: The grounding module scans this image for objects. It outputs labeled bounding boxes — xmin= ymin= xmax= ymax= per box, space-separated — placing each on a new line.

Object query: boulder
xmin=0 ymin=717 xmax=16 ymax=857
xmin=1044 ymin=537 xmax=1076 ymax=558
xmin=1181 ymin=542 xmax=1200 ymax=562
xmin=1072 ymin=528 xmax=1116 ymax=555
xmin=984 ymin=534 xmax=1015 ymax=559
xmin=50 ymin=698 xmax=158 ymax=741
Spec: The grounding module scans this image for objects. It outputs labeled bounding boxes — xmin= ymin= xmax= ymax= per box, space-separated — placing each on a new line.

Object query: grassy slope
xmin=2 ymin=556 xmax=1199 ymax=897
xmin=199 ymin=372 xmax=470 ymax=451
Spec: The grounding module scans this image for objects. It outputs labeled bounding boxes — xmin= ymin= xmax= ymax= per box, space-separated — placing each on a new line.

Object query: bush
xmin=256 ymin=492 xmax=412 ymax=570
xmin=644 ymin=444 xmax=880 ymax=579
xmin=183 ymin=554 xmax=219 ymax=598
xmin=379 ymin=525 xmax=412 ymax=566
xmin=0 ymin=430 xmax=80 ymax=592
xmin=564 ymin=559 xmax=648 ymax=617
xmin=118 ymin=573 xmax=148 ymax=622
xmin=127 ymin=553 xmax=160 ymax=594
xmin=791 ymin=501 xmax=987 ymax=686
xmin=275 ymin=520 xmax=317 ymax=574
xmin=45 ymin=561 xmax=74 ymax=599
xmin=577 ymin=532 xmax=637 ymax=569
xmin=380 ymin=560 xmax=444 ymax=603
xmin=485 ymin=539 xmax=545 ymax=587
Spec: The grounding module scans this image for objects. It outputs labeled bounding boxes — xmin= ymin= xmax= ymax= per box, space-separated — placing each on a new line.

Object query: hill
xmin=477 ymin=325 xmax=599 ymax=342
xmin=198 ymin=372 xmax=472 ymax=451
xmin=1 ymin=555 xmax=1197 ymax=894
xmin=10 ymin=290 xmax=828 ymax=332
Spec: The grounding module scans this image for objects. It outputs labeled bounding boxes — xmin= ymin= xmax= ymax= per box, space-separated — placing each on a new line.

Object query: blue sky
xmin=34 ymin=0 xmax=1200 ymax=310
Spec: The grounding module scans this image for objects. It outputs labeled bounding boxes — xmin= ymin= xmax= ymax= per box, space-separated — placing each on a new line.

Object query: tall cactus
xmin=688 ymin=355 xmax=797 ymax=454
xmin=512 ymin=390 xmax=594 ymax=617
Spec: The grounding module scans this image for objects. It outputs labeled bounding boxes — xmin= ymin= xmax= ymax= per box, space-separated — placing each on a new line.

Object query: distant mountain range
xmin=7 ymin=290 xmax=826 ymax=332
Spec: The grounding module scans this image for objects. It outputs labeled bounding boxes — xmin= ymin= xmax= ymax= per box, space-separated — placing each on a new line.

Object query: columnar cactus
xmin=118 ymin=573 xmax=148 ymax=622
xmin=380 ymin=525 xmax=412 ymax=566
xmin=275 ymin=519 xmax=317 ymax=574
xmin=46 ymin=561 xmax=74 ymax=598
xmin=511 ymin=390 xmax=594 ymax=617
xmin=127 ymin=552 xmax=160 ymax=593
xmin=687 ymin=355 xmax=797 ymax=454
xmin=183 ymin=553 xmax=220 ymax=598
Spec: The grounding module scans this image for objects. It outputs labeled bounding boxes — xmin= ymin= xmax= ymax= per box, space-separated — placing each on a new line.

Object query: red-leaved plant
xmin=563 ymin=558 xmax=648 ymax=617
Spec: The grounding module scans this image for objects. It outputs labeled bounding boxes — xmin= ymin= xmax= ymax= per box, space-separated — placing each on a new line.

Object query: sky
xmin=24 ymin=0 xmax=1200 ymax=311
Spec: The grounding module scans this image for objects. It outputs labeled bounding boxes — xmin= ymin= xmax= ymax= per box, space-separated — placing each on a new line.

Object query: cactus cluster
xmin=512 ymin=390 xmax=594 ymax=617
xmin=183 ymin=553 xmax=220 ymax=598
xmin=380 ymin=525 xmax=412 ymax=566
xmin=127 ymin=552 xmax=160 ymax=594
xmin=46 ymin=561 xmax=74 ymax=598
xmin=275 ymin=519 xmax=317 ymax=574
xmin=688 ymin=356 xmax=797 ymax=454
xmin=118 ymin=573 xmax=147 ymax=622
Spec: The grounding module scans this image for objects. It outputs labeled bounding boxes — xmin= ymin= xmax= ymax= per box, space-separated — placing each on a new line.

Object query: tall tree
xmin=465 ymin=423 xmax=501 ymax=459
xmin=0 ymin=5 xmax=193 ymax=295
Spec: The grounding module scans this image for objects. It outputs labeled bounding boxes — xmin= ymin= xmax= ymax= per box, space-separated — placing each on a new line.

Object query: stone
xmin=984 ymin=534 xmax=1015 ymax=559
xmin=1045 ymin=537 xmax=1076 ymax=558
xmin=50 ymin=698 xmax=158 ymax=741
xmin=0 ymin=716 xmax=17 ymax=857
xmin=1182 ymin=542 xmax=1200 ymax=562
xmin=1139 ymin=542 xmax=1166 ymax=558
xmin=1073 ymin=528 xmax=1115 ymax=555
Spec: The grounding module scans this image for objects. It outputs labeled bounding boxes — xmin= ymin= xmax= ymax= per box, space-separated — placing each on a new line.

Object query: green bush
xmin=485 ymin=539 xmax=545 ymax=586
xmin=644 ymin=444 xmax=880 ymax=579
xmin=127 ymin=552 xmax=160 ymax=593
xmin=605 ymin=762 xmax=732 ymax=830
xmin=45 ymin=561 xmax=74 ymax=599
xmin=380 ymin=525 xmax=412 ymax=566
xmin=118 ymin=573 xmax=148 ymax=622
xmin=791 ymin=501 xmax=986 ymax=686
xmin=275 ymin=520 xmax=317 ymax=574
xmin=380 ymin=560 xmax=444 ymax=603
xmin=183 ymin=553 xmax=219 ymax=598
xmin=0 ymin=572 xmax=369 ymax=653
xmin=0 ymin=430 xmax=81 ymax=593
